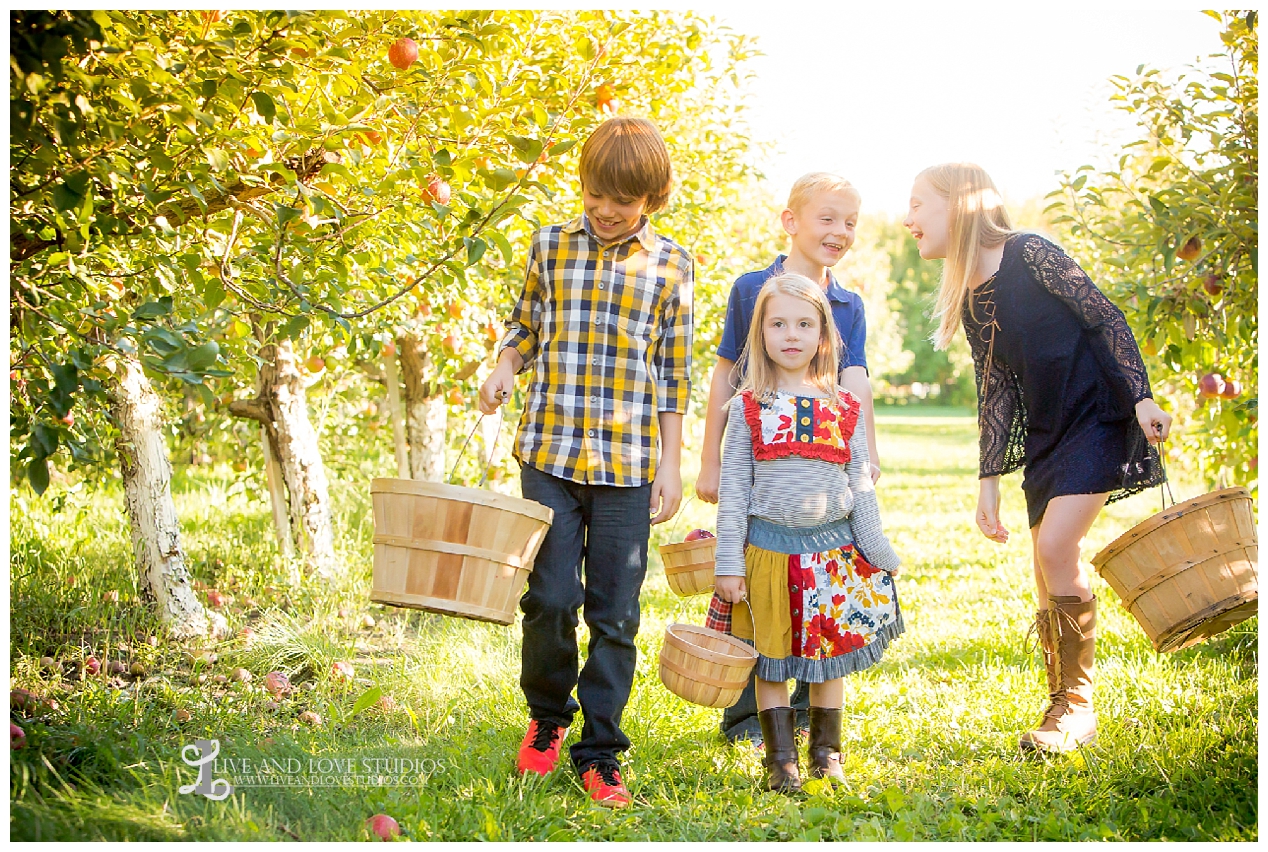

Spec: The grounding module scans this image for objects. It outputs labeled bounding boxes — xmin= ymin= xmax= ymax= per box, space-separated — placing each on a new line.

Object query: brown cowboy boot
xmin=1019 ymin=595 xmax=1098 ymax=753
xmin=807 ymin=707 xmax=846 ymax=783
xmin=757 ymin=707 xmax=801 ymax=793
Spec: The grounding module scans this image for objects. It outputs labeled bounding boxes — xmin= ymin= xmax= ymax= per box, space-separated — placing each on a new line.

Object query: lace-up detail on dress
xmin=963 ymin=233 xmax=1163 ymax=525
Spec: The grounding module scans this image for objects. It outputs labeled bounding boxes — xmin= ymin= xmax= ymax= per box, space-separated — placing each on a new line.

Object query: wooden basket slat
xmin=658 ymin=623 xmax=757 ymax=708
xmin=370 ymin=479 xmax=553 ymax=626
xmin=1092 ymin=487 xmax=1257 ymax=653
xmin=657 ymin=538 xmax=717 ymax=597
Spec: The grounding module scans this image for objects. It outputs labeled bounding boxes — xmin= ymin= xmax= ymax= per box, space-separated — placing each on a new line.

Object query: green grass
xmin=10 ymin=409 xmax=1258 ymax=840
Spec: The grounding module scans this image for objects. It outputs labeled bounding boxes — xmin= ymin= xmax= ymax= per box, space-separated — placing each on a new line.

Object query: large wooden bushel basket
xmin=657 ymin=537 xmax=717 ymax=597
xmin=370 ymin=478 xmax=553 ymax=626
xmin=1091 ymin=487 xmax=1257 ymax=653
xmin=658 ymin=623 xmax=758 ymax=708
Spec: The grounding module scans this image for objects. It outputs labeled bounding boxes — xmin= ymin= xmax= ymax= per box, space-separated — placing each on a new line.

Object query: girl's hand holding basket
xmin=714 ymin=575 xmax=746 ymax=604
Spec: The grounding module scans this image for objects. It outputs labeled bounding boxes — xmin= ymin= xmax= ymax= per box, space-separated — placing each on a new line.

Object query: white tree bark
xmin=408 ymin=396 xmax=448 ymax=481
xmin=398 ymin=334 xmax=448 ymax=481
xmin=382 ymin=346 xmax=410 ymax=478
xmin=109 ymin=353 xmax=227 ymax=641
xmin=260 ymin=425 xmax=294 ymax=558
xmin=230 ymin=339 xmax=339 ymax=578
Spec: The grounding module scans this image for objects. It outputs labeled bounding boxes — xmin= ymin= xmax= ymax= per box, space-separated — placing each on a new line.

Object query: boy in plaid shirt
xmin=479 ymin=117 xmax=693 ymax=809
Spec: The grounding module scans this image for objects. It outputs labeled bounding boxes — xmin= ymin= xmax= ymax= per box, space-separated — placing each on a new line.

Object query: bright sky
xmin=711 ymin=5 xmax=1225 ymax=216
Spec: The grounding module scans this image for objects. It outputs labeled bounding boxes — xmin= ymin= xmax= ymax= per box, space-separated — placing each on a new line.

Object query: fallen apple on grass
xmin=264 ymin=671 xmax=292 ymax=697
xmin=366 ymin=814 xmax=401 ymax=841
xmin=11 ymin=722 xmax=26 ymax=750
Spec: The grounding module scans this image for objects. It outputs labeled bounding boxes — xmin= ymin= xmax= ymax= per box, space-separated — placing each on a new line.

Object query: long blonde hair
xmin=737 ymin=273 xmax=842 ymax=403
xmin=922 ymin=163 xmax=1014 ymax=350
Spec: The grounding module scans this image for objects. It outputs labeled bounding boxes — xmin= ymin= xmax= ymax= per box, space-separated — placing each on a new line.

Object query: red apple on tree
xmin=387 ymin=37 xmax=418 ymax=70
xmin=1177 ymin=235 xmax=1202 ymax=261
xmin=1198 ymin=372 xmax=1225 ymax=399
xmin=1203 ymin=274 xmax=1224 ymax=296
xmin=684 ymin=529 xmax=715 ymax=542
xmin=1221 ymin=379 xmax=1241 ymax=399
xmin=422 ymin=175 xmax=451 ymax=205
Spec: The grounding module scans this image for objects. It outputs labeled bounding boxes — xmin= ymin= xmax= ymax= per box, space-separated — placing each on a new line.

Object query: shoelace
xmin=588 ymin=762 xmax=622 ymax=787
xmin=529 ymin=722 xmax=560 ymax=752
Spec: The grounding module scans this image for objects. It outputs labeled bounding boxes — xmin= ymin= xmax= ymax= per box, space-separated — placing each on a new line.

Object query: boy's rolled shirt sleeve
xmin=715 ymin=280 xmax=748 ymax=365
xmin=499 ymin=237 xmax=543 ymax=373
xmin=842 ymin=297 xmax=868 ymax=372
xmin=653 ymin=255 xmax=694 ymax=413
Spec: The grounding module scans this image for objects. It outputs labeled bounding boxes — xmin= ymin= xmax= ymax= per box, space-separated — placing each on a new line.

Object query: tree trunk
xmin=395 ymin=334 xmax=490 ymax=481
xmin=397 ymin=333 xmax=448 ymax=481
xmin=382 ymin=346 xmax=410 ymax=478
xmin=109 ymin=353 xmax=227 ymax=641
xmin=229 ymin=339 xmax=339 ymax=578
xmin=260 ymin=425 xmax=294 ymax=559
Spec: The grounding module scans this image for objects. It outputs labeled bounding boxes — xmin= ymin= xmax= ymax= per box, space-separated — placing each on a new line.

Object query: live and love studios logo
xmin=179 ymin=738 xmax=447 ymax=798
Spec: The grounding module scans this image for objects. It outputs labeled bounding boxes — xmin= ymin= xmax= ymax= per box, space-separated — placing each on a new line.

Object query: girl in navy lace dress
xmin=904 ymin=163 xmax=1172 ymax=754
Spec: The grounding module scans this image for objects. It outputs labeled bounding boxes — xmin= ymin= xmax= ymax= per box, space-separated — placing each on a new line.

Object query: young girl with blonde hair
xmin=904 ymin=162 xmax=1172 ymax=754
xmin=713 ymin=272 xmax=902 ymax=793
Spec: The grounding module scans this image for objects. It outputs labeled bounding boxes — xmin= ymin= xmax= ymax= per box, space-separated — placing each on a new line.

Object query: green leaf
xmin=1148 ymin=195 xmax=1167 ymax=217
xmin=250 ymin=91 xmax=276 ymax=122
xmin=507 ymin=134 xmax=542 ymax=164
xmin=52 ymin=179 xmax=85 ymax=212
xmin=32 ymin=424 xmax=59 ymax=458
xmin=465 ymin=236 xmax=486 ymax=266
xmin=275 ymin=204 xmax=301 ymax=227
xmin=547 ymin=139 xmax=576 ymax=157
xmin=28 ymin=459 xmax=49 ymax=496
xmin=281 ymin=314 xmax=310 ymax=339
xmin=132 ymin=297 xmax=174 ymax=321
xmin=485 ymin=168 xmax=519 ymax=191
xmin=350 ymin=685 xmax=382 ymax=718
xmin=206 ymin=147 xmax=231 ymax=171
xmin=489 ymin=230 xmax=515 ymax=265
xmin=184 ymin=341 xmax=220 ymax=371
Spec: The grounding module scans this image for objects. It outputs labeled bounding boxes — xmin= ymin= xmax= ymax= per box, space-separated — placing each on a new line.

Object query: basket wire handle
xmin=447 ymin=396 xmax=506 ymax=487
xmin=1152 ymin=424 xmax=1175 ymax=511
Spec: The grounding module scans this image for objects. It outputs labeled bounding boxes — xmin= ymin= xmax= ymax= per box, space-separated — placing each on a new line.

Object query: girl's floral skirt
xmin=729 ymin=516 xmax=903 ymax=683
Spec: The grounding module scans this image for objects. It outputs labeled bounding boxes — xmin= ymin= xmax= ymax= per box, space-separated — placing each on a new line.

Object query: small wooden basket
xmin=369 ymin=478 xmax=553 ymax=626
xmin=658 ymin=623 xmax=758 ymax=708
xmin=1091 ymin=486 xmax=1257 ymax=653
xmin=657 ymin=537 xmax=717 ymax=597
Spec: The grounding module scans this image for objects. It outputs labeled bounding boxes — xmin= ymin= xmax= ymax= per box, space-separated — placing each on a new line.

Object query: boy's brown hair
xmin=578 ymin=117 xmax=673 ymax=213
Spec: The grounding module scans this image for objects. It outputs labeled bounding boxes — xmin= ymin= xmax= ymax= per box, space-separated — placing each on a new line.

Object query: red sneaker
xmin=581 ymin=762 xmax=631 ymax=809
xmin=516 ymin=720 xmax=566 ymax=776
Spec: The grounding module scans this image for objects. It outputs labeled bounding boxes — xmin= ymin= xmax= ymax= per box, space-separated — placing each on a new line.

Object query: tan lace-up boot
xmin=1019 ymin=595 xmax=1098 ymax=753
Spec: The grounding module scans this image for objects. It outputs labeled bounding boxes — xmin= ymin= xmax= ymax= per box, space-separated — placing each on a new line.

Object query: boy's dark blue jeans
xmin=518 ymin=463 xmax=650 ymax=773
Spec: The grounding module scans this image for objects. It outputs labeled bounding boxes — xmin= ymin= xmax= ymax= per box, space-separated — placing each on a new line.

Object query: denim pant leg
xmin=721 ymin=674 xmax=813 ymax=743
xmin=568 ymin=481 xmax=651 ymax=771
xmin=518 ymin=465 xmax=586 ymax=729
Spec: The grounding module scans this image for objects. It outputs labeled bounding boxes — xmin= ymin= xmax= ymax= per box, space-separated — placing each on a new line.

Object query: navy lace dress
xmin=963 ymin=233 xmax=1163 ymax=528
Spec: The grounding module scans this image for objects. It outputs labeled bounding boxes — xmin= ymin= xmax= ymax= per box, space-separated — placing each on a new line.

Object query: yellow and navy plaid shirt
xmin=501 ymin=215 xmax=694 ymax=486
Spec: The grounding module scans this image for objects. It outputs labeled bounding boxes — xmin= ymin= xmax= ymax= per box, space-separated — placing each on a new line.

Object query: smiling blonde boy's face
xmin=781 ymin=188 xmax=861 ymax=269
